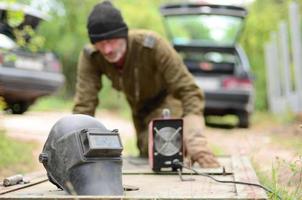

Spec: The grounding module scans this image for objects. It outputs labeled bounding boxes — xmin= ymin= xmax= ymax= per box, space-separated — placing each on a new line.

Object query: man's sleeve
xmin=154 ymin=37 xmax=205 ymax=116
xmin=72 ymin=50 xmax=102 ymax=116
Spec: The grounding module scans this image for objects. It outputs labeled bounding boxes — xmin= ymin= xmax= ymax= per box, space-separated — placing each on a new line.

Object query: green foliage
xmin=7 ymin=9 xmax=24 ymax=27
xmin=3 ymin=1 xmax=46 ymax=52
xmin=0 ymin=97 xmax=7 ymax=111
xmin=36 ymin=1 xmax=90 ymax=95
xmin=240 ymin=0 xmax=292 ymax=110
xmin=37 ymin=0 xmax=168 ymax=96
xmin=115 ymin=0 xmax=166 ymax=35
xmin=13 ymin=25 xmax=45 ymax=52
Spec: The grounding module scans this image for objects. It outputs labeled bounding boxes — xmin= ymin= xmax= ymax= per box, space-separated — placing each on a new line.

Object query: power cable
xmin=172 ymin=160 xmax=282 ymax=200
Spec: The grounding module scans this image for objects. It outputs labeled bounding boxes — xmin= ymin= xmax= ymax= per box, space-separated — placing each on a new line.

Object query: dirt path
xmin=206 ymin=126 xmax=298 ymax=171
xmin=0 ymin=111 xmax=135 ymax=142
xmin=0 ymin=111 xmax=135 ymax=172
xmin=1 ymin=111 xmax=301 ymax=184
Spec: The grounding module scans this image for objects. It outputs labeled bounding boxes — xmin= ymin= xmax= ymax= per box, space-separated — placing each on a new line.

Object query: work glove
xmin=183 ymin=114 xmax=220 ymax=168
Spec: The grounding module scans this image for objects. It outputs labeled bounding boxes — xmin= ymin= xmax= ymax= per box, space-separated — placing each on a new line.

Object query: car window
xmin=0 ymin=33 xmax=16 ymax=49
xmin=165 ymin=15 xmax=243 ymax=46
xmin=180 ymin=50 xmax=241 ymax=75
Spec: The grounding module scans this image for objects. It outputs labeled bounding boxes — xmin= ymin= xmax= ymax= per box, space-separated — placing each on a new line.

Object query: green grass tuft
xmin=253 ymin=158 xmax=302 ymax=200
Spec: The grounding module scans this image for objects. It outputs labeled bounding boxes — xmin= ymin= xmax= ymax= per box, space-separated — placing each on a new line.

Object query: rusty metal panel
xmin=0 ymin=156 xmax=268 ymax=199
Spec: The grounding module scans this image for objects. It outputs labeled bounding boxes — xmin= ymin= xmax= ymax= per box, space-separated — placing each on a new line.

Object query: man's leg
xmin=132 ymin=116 xmax=149 ymax=157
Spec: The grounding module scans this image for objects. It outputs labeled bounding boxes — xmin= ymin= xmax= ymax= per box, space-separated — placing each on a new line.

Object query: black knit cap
xmin=87 ymin=1 xmax=128 ymax=44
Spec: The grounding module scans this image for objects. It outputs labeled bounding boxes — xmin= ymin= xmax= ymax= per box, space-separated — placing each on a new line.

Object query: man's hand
xmin=195 ymin=151 xmax=220 ymax=168
xmin=183 ymin=114 xmax=220 ymax=168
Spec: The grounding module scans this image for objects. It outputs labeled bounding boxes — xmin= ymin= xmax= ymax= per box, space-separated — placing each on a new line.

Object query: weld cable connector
xmin=173 ymin=159 xmax=195 ymax=182
xmin=174 ymin=160 xmax=282 ymax=200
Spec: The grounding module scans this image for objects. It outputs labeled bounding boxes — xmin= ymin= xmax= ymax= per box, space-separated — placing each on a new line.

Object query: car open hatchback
xmin=160 ymin=3 xmax=254 ymax=128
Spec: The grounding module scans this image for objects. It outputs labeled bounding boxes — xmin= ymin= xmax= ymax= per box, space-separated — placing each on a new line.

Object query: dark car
xmin=0 ymin=3 xmax=65 ymax=114
xmin=160 ymin=3 xmax=254 ymax=128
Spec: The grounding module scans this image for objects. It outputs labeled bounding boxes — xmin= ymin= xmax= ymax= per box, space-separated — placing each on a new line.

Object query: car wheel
xmin=238 ymin=112 xmax=250 ymax=128
xmin=7 ymin=101 xmax=31 ymax=114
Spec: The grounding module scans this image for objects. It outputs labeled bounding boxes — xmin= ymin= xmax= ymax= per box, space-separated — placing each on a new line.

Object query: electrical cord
xmin=172 ymin=160 xmax=282 ymax=200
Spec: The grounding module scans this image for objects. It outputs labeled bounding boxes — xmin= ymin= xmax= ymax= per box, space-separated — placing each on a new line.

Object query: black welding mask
xmin=39 ymin=114 xmax=123 ymax=195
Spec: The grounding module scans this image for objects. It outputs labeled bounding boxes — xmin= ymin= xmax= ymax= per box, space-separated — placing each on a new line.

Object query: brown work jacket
xmin=73 ymin=29 xmax=204 ymax=119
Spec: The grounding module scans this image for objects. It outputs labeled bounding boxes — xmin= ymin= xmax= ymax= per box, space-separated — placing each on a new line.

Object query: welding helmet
xmin=39 ymin=114 xmax=123 ymax=195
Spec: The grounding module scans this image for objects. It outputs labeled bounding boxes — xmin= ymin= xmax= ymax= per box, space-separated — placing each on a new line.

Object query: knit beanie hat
xmin=87 ymin=1 xmax=128 ymax=44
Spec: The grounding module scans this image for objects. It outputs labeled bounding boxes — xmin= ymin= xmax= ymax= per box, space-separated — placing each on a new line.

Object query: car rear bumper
xmin=0 ymin=66 xmax=65 ymax=100
xmin=204 ymin=90 xmax=253 ymax=115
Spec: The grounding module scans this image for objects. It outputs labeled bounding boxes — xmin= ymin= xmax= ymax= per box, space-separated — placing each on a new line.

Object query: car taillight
xmin=222 ymin=77 xmax=253 ymax=90
xmin=50 ymin=60 xmax=62 ymax=73
xmin=44 ymin=53 xmax=62 ymax=72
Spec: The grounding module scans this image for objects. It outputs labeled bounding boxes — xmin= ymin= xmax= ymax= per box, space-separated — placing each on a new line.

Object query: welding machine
xmin=148 ymin=109 xmax=183 ymax=172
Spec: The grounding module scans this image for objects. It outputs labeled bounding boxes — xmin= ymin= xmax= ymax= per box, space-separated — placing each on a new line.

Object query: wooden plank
xmin=232 ymin=156 xmax=268 ymax=199
xmin=122 ymin=156 xmax=233 ymax=175
xmin=0 ymin=156 xmax=267 ymax=199
xmin=123 ymin=174 xmax=236 ymax=198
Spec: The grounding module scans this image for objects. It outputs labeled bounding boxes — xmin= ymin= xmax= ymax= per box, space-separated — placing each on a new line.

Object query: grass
xmin=98 ymin=77 xmax=131 ymax=119
xmin=250 ymin=111 xmax=302 ymax=200
xmin=31 ymin=95 xmax=73 ymax=112
xmin=205 ymin=115 xmax=238 ymax=126
xmin=209 ymin=143 xmax=225 ymax=156
xmin=31 ymin=77 xmax=132 ymax=118
xmin=254 ymin=158 xmax=302 ymax=200
xmin=0 ymin=130 xmax=37 ymax=178
xmin=123 ymin=137 xmax=139 ymax=156
xmin=271 ymin=134 xmax=302 ymax=155
xmin=250 ymin=111 xmax=302 ymax=154
xmin=251 ymin=110 xmax=296 ymax=126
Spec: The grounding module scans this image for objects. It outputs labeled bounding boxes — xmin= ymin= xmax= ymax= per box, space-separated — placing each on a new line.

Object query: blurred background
xmin=1 ymin=0 xmax=302 ymax=199
xmin=1 ymin=0 xmax=300 ymax=115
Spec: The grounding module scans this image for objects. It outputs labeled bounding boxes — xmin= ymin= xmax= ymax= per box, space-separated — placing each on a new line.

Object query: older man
xmin=73 ymin=1 xmax=219 ymax=168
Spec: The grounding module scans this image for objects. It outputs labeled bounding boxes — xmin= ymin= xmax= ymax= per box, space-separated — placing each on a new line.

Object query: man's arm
xmin=154 ymin=36 xmax=220 ymax=168
xmin=73 ymin=49 xmax=102 ymax=116
xmin=154 ymin=36 xmax=204 ymax=116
